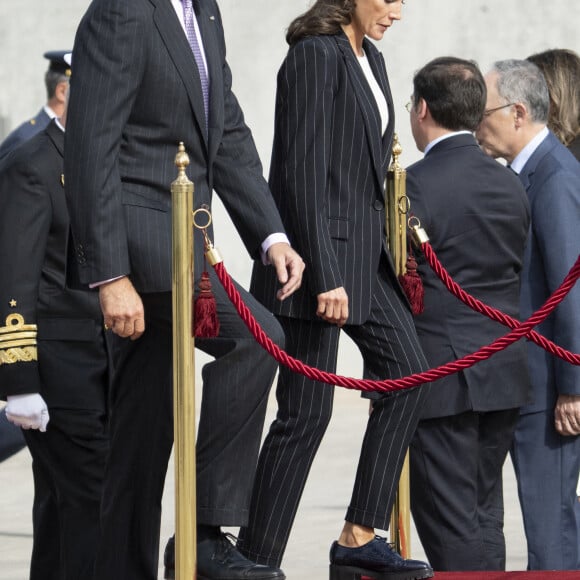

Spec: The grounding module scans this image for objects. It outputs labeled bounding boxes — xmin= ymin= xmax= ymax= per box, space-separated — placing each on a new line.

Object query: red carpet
xmin=361 ymin=573 xmax=580 ymax=579
xmin=430 ymin=573 xmax=580 ymax=579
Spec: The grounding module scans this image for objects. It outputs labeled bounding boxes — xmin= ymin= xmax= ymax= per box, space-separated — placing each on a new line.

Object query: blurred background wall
xmin=0 ymin=0 xmax=578 ymax=364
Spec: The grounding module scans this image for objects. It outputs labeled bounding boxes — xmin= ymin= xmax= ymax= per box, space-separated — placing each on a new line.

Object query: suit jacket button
xmin=373 ymin=200 xmax=384 ymax=211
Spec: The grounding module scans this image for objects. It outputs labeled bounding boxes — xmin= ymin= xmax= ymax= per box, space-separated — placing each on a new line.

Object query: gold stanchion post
xmin=386 ymin=134 xmax=411 ymax=558
xmin=171 ymin=142 xmax=197 ymax=579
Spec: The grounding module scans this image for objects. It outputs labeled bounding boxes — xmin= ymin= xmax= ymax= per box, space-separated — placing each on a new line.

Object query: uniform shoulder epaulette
xmin=0 ymin=313 xmax=37 ymax=366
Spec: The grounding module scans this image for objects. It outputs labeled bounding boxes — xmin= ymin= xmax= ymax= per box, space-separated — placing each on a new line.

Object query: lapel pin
xmin=209 ymin=15 xmax=215 ymax=21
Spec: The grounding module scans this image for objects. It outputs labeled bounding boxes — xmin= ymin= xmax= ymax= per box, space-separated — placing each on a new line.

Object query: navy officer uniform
xmin=0 ymin=86 xmax=111 ymax=579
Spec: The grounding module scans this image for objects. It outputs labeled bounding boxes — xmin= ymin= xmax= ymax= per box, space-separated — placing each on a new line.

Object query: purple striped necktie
xmin=181 ymin=0 xmax=209 ymax=124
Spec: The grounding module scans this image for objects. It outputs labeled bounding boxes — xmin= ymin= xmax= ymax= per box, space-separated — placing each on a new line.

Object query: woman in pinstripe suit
xmin=238 ymin=2 xmax=433 ymax=579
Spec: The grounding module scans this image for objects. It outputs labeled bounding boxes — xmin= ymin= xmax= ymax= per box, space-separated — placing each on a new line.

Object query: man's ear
xmin=513 ymin=102 xmax=527 ymax=127
xmin=55 ymin=81 xmax=69 ymax=104
xmin=418 ymin=97 xmax=431 ymax=122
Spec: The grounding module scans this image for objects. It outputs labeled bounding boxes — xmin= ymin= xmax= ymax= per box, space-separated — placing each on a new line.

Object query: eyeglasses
xmin=405 ymin=101 xmax=413 ymax=113
xmin=483 ymin=103 xmax=515 ymax=117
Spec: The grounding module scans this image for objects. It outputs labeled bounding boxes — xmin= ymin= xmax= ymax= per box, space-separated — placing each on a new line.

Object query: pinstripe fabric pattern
xmin=240 ymin=30 xmax=429 ymax=566
xmin=65 ymin=0 xmax=285 ymax=292
xmin=251 ymin=33 xmax=397 ymax=325
xmin=239 ymin=261 xmax=429 ymax=566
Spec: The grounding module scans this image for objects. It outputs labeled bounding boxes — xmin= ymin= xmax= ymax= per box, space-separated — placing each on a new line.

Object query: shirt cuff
xmin=261 ymin=233 xmax=291 ymax=265
xmin=89 ymin=275 xmax=126 ymax=289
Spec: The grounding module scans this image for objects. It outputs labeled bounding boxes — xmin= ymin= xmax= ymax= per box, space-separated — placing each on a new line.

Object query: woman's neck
xmin=341 ymin=24 xmax=364 ymax=57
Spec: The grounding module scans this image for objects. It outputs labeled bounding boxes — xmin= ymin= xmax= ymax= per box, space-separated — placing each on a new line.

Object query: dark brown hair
xmin=286 ymin=0 xmax=356 ymax=46
xmin=412 ymin=57 xmax=487 ymax=131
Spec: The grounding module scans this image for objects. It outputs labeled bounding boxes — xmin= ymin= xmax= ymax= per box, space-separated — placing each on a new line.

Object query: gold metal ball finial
xmin=175 ymin=142 xmax=190 ymax=175
xmin=392 ymin=134 xmax=403 ymax=159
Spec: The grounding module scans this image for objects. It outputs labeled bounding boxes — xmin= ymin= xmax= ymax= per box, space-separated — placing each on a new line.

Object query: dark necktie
xmin=181 ymin=0 xmax=209 ymax=123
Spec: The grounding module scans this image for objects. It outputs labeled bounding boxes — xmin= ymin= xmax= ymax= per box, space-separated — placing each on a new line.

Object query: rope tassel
xmin=399 ymin=253 xmax=424 ymax=315
xmin=193 ymin=271 xmax=220 ymax=338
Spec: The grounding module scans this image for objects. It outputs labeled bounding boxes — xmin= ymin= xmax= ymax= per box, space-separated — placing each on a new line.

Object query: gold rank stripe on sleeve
xmin=0 ymin=313 xmax=38 ymax=365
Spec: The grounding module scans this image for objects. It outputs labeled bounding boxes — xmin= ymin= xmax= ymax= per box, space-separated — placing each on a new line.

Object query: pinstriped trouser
xmin=238 ymin=264 xmax=430 ymax=567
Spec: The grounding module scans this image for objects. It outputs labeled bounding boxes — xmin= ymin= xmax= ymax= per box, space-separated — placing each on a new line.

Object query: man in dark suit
xmin=64 ymin=1 xmax=304 ymax=579
xmin=0 ymin=51 xmax=71 ymax=161
xmin=477 ymin=58 xmax=580 ymax=571
xmin=405 ymin=57 xmax=531 ymax=571
xmin=0 ymin=61 xmax=110 ymax=579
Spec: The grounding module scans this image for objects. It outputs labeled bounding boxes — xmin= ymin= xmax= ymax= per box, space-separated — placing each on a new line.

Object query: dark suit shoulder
xmin=281 ymin=35 xmax=343 ymax=92
xmin=536 ymin=134 xmax=580 ymax=175
xmin=0 ymin=126 xmax=62 ymax=181
xmin=289 ymin=34 xmax=337 ymax=55
xmin=0 ymin=110 xmax=49 ymax=161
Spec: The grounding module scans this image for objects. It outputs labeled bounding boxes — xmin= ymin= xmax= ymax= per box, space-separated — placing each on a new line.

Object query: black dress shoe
xmin=164 ymin=535 xmax=175 ymax=579
xmin=164 ymin=532 xmax=285 ymax=580
xmin=329 ymin=536 xmax=433 ymax=580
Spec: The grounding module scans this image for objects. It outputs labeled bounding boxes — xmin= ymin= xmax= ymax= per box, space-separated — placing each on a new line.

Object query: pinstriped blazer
xmin=251 ymin=32 xmax=399 ymax=325
xmin=64 ymin=0 xmax=285 ymax=292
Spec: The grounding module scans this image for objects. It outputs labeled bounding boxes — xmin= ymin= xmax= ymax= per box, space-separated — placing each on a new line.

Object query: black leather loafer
xmin=329 ymin=536 xmax=433 ymax=580
xmin=164 ymin=532 xmax=285 ymax=580
xmin=164 ymin=535 xmax=175 ymax=579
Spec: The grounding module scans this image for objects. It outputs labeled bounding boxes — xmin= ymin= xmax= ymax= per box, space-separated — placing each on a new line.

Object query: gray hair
xmin=491 ymin=59 xmax=549 ymax=124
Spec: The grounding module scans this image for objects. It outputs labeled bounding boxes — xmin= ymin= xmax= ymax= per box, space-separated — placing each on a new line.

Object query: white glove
xmin=5 ymin=394 xmax=50 ymax=432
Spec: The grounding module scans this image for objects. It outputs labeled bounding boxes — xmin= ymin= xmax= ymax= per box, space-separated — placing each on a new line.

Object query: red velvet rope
xmin=422 ymin=244 xmax=580 ymax=365
xmin=212 ymin=253 xmax=580 ymax=394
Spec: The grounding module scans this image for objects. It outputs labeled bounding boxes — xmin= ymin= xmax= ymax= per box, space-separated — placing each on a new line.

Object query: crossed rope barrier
xmin=422 ymin=243 xmax=580 ymax=366
xmin=209 ymin=242 xmax=580 ymax=394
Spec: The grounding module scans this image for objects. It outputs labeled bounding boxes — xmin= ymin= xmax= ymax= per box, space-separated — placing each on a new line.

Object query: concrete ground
xmin=0 ymin=383 xmax=529 ymax=580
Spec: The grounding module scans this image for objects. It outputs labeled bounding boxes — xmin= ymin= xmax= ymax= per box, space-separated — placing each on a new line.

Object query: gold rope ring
xmin=192 ymin=207 xmax=212 ymax=230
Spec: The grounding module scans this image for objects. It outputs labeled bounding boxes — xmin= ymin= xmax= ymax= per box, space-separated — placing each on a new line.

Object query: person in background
xmin=477 ymin=58 xmax=580 ymax=571
xmin=0 ymin=51 xmax=71 ymax=161
xmin=237 ymin=2 xmax=433 ymax=579
xmin=0 ymin=50 xmax=73 ymax=461
xmin=405 ymin=56 xmax=531 ymax=571
xmin=526 ymin=48 xmax=580 ymax=505
xmin=526 ymin=49 xmax=580 ymax=160
xmin=64 ymin=1 xmax=304 ymax=579
xmin=0 ymin=53 xmax=111 ymax=580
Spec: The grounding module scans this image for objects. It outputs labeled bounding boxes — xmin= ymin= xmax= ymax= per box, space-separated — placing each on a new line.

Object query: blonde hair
xmin=527 ymin=49 xmax=580 ymax=146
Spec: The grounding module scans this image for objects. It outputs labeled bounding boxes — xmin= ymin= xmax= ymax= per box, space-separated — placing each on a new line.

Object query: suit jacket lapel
xmin=335 ymin=34 xmax=388 ymax=191
xmin=151 ymin=0 xmax=208 ymax=148
xmin=519 ymin=131 xmax=556 ymax=193
xmin=45 ymin=119 xmax=64 ymax=158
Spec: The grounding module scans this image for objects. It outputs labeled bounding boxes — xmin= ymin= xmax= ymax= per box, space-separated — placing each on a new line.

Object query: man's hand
xmin=6 ymin=393 xmax=50 ymax=432
xmin=317 ymin=286 xmax=348 ymax=327
xmin=555 ymin=394 xmax=580 ymax=436
xmin=267 ymin=242 xmax=305 ymax=301
xmin=100 ymin=276 xmax=145 ymax=340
